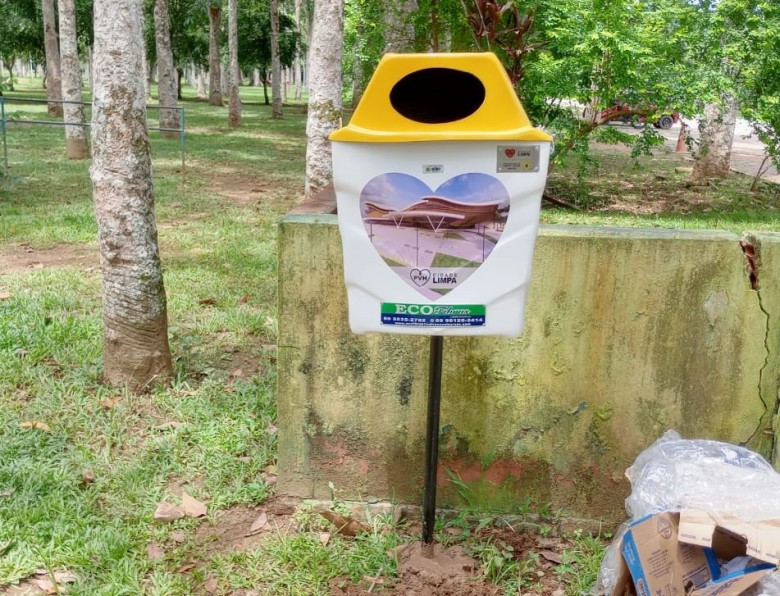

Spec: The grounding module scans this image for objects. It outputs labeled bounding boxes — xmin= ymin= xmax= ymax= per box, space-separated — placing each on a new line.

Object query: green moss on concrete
xmin=278 ymin=220 xmax=780 ymax=520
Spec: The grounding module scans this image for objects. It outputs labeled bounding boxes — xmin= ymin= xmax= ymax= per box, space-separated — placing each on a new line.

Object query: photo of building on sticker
xmin=360 ymin=172 xmax=511 ymax=299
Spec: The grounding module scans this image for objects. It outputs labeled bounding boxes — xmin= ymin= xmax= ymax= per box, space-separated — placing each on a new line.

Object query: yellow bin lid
xmin=331 ymin=52 xmax=552 ymax=143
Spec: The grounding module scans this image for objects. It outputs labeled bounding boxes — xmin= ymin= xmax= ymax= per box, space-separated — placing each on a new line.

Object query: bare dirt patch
xmin=193 ymin=164 xmax=301 ymax=211
xmin=0 ymin=243 xmax=97 ymax=275
xmin=192 ymin=495 xmax=297 ymax=560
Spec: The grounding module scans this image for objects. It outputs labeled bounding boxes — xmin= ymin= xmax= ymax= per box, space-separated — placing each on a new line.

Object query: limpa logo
xmin=410 ymin=268 xmax=431 ymax=286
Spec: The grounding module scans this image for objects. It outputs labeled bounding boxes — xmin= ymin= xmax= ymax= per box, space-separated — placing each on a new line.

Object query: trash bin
xmin=330 ymin=52 xmax=552 ymax=336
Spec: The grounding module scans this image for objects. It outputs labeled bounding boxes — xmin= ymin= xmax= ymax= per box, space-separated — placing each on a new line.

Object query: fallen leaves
xmin=0 ymin=488 xmax=15 ymax=498
xmin=320 ymin=510 xmax=370 ymax=537
xmin=99 ymin=396 xmax=122 ymax=409
xmin=147 ymin=542 xmax=165 ymax=560
xmin=203 ymin=577 xmax=218 ymax=593
xmin=154 ymin=492 xmax=207 ymax=523
xmin=19 ymin=421 xmax=51 ymax=432
xmin=247 ymin=512 xmax=271 ymax=535
xmin=153 ymin=502 xmax=185 ymax=523
xmin=181 ymin=493 xmax=207 ymax=518
xmin=29 ymin=570 xmax=77 ymax=594
xmin=539 ymin=549 xmax=564 ymax=564
xmin=81 ymin=469 xmax=95 ymax=485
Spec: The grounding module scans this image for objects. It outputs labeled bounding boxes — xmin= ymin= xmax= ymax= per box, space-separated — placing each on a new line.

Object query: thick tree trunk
xmin=304 ymin=0 xmax=344 ymax=197
xmin=91 ymin=0 xmax=173 ymax=391
xmin=42 ymin=0 xmax=63 ymax=117
xmin=57 ymin=0 xmax=88 ymax=158
xmin=690 ymin=97 xmax=738 ymax=182
xmin=270 ymin=0 xmax=283 ymax=118
xmin=208 ymin=5 xmax=224 ymax=106
xmin=228 ymin=0 xmax=241 ymax=127
xmin=383 ymin=0 xmax=417 ymax=52
xmin=154 ymin=0 xmax=179 ymax=138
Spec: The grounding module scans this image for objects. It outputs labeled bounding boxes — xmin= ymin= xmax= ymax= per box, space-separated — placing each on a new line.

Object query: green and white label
xmin=381 ymin=303 xmax=486 ymax=327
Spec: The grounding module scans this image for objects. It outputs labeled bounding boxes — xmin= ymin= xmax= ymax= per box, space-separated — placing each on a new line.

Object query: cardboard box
xmin=679 ymin=509 xmax=780 ymax=566
xmin=621 ymin=512 xmax=716 ymax=595
xmin=611 ymin=511 xmax=778 ymax=596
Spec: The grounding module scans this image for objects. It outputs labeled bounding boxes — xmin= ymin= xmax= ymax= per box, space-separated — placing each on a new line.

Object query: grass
xmin=2 ymin=76 xmax=773 ymax=594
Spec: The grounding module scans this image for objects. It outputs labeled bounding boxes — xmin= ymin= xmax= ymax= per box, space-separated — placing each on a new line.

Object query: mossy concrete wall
xmin=277 ymin=214 xmax=780 ymax=522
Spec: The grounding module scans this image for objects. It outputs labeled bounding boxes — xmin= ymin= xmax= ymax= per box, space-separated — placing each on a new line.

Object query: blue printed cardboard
xmin=620 ymin=512 xmax=717 ymax=595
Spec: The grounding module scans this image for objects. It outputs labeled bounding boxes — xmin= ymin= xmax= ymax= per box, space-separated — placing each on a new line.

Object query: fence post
xmin=1 ymin=97 xmax=8 ymax=175
xmin=179 ymin=107 xmax=186 ymax=183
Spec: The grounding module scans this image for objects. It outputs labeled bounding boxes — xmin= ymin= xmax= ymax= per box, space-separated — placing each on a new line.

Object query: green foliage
xmin=237 ymin=0 xmax=302 ymax=75
xmin=0 ymin=0 xmax=44 ymax=75
xmin=555 ymin=529 xmax=608 ymax=595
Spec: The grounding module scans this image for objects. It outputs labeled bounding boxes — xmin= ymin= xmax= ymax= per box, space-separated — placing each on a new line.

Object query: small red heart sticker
xmin=504 ymin=148 xmax=516 ymax=158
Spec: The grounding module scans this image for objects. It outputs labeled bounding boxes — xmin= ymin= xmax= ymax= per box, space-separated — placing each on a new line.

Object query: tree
xmin=57 ymin=0 xmax=88 ymax=158
xmin=270 ymin=0 xmax=282 ymax=117
xmin=207 ymin=1 xmax=224 ymax=105
xmin=42 ymin=0 xmax=64 ymax=117
xmin=236 ymin=0 xmax=301 ymax=105
xmin=687 ymin=0 xmax=778 ymax=183
xmin=91 ymin=0 xmax=173 ymax=390
xmin=383 ymin=0 xmax=416 ymax=52
xmin=305 ymin=0 xmax=344 ymax=197
xmin=154 ymin=0 xmax=180 ymax=137
xmin=228 ymin=0 xmax=241 ymax=126
xmin=0 ymin=0 xmax=44 ymax=91
xmin=293 ymin=0 xmax=305 ymax=100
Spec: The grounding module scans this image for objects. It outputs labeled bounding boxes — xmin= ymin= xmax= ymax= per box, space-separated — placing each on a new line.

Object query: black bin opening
xmin=389 ymin=68 xmax=486 ymax=124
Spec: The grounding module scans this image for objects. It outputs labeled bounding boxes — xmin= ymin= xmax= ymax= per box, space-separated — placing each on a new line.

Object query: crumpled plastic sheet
xmin=594 ymin=430 xmax=780 ymax=595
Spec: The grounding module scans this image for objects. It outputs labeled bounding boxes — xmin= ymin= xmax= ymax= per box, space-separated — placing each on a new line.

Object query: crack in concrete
xmin=741 ymin=237 xmax=776 ymax=458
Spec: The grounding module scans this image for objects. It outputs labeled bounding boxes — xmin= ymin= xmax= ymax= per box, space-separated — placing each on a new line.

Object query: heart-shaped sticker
xmin=504 ymin=148 xmax=516 ymax=158
xmin=410 ymin=269 xmax=431 ymax=286
xmin=360 ymin=173 xmax=510 ymax=299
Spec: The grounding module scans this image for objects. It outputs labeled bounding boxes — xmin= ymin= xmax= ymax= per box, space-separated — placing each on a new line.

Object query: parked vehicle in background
xmin=601 ymin=99 xmax=680 ymax=129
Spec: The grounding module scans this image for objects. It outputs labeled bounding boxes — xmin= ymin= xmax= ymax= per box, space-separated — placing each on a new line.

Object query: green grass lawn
xmin=6 ymin=76 xmax=778 ymax=594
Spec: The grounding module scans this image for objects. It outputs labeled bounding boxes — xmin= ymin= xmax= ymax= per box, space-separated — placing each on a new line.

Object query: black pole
xmin=422 ymin=334 xmax=444 ymax=546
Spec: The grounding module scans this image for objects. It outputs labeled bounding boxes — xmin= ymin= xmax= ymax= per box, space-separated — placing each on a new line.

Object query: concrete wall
xmin=277 ymin=213 xmax=780 ymax=522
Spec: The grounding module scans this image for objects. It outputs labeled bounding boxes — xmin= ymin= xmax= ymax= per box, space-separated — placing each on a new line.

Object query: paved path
xmin=615 ymin=118 xmax=780 ymax=184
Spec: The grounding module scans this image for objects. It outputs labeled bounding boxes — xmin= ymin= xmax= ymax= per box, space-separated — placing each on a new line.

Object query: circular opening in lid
xmin=389 ymin=68 xmax=486 ymax=124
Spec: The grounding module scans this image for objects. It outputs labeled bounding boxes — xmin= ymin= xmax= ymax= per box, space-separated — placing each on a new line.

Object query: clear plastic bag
xmin=594 ymin=430 xmax=780 ymax=595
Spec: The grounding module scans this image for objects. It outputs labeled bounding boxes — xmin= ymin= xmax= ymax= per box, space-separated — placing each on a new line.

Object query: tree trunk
xmin=57 ymin=0 xmax=88 ymax=158
xmin=227 ymin=0 xmax=241 ymax=127
xmin=690 ymin=97 xmax=738 ymax=182
xmin=196 ymin=67 xmax=207 ymax=98
xmin=208 ymin=5 xmax=224 ymax=106
xmin=4 ymin=63 xmax=15 ymax=91
xmin=42 ymin=0 xmax=63 ymax=117
xmin=305 ymin=0 xmax=344 ymax=197
xmin=90 ymin=0 xmax=174 ymax=391
xmin=87 ymin=45 xmax=94 ymax=92
xmin=293 ymin=0 xmax=303 ymax=100
xmin=154 ymin=0 xmax=179 ymax=138
xmin=351 ymin=54 xmax=363 ymax=108
xmin=270 ymin=0 xmax=283 ymax=118
xmin=383 ymin=0 xmax=417 ymax=52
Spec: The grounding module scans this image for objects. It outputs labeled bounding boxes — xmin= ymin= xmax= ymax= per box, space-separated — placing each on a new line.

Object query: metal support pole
xmin=179 ymin=107 xmax=186 ymax=184
xmin=1 ymin=97 xmax=8 ymax=176
xmin=422 ymin=334 xmax=444 ymax=546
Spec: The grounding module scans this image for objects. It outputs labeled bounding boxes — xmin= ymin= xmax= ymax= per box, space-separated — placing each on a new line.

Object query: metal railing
xmin=0 ymin=97 xmax=186 ymax=180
